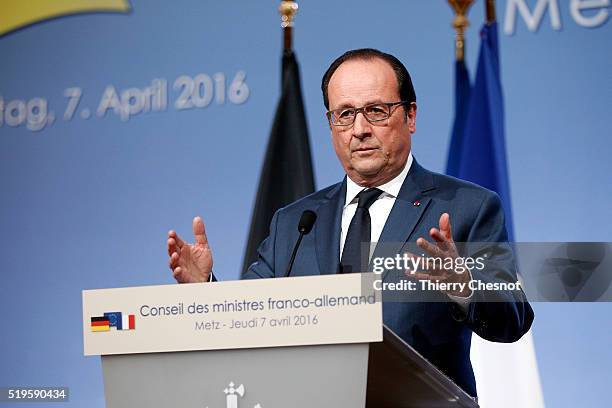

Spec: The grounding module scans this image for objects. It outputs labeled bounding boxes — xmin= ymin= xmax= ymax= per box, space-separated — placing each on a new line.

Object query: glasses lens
xmin=333 ymin=108 xmax=355 ymax=125
xmin=364 ymin=104 xmax=389 ymax=121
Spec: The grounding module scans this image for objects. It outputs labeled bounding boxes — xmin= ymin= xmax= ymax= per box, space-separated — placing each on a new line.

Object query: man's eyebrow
xmin=333 ymin=99 xmax=385 ymax=110
xmin=333 ymin=103 xmax=355 ymax=110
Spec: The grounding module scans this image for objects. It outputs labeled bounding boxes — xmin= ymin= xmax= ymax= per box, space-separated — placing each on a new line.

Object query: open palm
xmin=168 ymin=216 xmax=213 ymax=283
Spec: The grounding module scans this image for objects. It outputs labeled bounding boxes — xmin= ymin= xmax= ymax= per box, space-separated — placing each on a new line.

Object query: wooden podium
xmin=83 ymin=274 xmax=478 ymax=407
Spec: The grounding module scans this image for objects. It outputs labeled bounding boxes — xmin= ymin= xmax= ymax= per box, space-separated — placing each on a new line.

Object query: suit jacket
xmin=242 ymin=158 xmax=534 ymax=397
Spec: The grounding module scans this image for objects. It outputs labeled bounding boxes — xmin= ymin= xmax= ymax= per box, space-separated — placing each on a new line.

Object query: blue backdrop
xmin=1 ymin=1 xmax=611 ymax=407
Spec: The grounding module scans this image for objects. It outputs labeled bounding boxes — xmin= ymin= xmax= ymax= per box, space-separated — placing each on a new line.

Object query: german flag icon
xmin=91 ymin=316 xmax=110 ymax=332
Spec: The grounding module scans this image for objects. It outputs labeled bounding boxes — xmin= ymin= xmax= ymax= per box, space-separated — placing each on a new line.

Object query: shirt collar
xmin=344 ymin=152 xmax=413 ymax=208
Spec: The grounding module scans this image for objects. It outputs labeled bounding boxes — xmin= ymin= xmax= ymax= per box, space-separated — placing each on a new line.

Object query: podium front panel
xmin=102 ymin=343 xmax=369 ymax=408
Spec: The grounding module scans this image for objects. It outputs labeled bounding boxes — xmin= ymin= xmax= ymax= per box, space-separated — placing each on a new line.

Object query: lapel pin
xmin=413 ymin=200 xmax=421 ymax=207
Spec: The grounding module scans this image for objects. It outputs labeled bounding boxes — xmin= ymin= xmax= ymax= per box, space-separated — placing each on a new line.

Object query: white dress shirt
xmin=340 ymin=153 xmax=413 ymax=258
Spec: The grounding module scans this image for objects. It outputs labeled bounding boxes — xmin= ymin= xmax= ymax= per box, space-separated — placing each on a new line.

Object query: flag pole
xmin=447 ymin=0 xmax=474 ymax=61
xmin=485 ymin=0 xmax=496 ymax=24
xmin=279 ymin=0 xmax=298 ymax=51
xmin=241 ymin=0 xmax=315 ymax=275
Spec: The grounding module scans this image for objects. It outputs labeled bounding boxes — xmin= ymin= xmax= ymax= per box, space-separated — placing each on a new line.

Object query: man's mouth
xmin=353 ymin=146 xmax=378 ymax=152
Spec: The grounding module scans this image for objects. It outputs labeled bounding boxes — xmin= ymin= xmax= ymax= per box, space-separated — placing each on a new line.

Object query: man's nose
xmin=352 ymin=111 xmax=372 ymax=140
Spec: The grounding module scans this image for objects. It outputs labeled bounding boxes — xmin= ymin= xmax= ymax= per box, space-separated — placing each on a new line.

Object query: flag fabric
xmin=470 ymin=334 xmax=545 ymax=408
xmin=123 ymin=313 xmax=135 ymax=330
xmin=104 ymin=312 xmax=123 ymax=330
xmin=446 ymin=22 xmax=514 ymax=241
xmin=241 ymin=49 xmax=315 ymax=275
xmin=128 ymin=314 xmax=135 ymax=330
xmin=90 ymin=313 xmax=134 ymax=332
xmin=90 ymin=316 xmax=110 ymax=332
xmin=446 ymin=22 xmax=544 ymax=407
xmin=446 ymin=59 xmax=472 ymax=177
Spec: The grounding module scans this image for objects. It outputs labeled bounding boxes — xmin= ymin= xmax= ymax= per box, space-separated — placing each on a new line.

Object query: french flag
xmin=122 ymin=314 xmax=135 ymax=330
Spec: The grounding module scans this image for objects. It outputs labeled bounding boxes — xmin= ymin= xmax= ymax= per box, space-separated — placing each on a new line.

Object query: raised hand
xmin=168 ymin=216 xmax=213 ymax=283
xmin=405 ymin=213 xmax=472 ymax=297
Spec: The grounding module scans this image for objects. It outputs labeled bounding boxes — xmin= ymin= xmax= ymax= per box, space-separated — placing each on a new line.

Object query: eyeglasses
xmin=326 ymin=101 xmax=409 ymax=126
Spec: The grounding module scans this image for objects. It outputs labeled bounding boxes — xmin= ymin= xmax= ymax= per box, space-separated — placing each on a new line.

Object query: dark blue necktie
xmin=340 ymin=188 xmax=383 ymax=273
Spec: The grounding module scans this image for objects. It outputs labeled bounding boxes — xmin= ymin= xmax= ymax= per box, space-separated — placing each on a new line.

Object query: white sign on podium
xmin=83 ymin=273 xmax=382 ymax=356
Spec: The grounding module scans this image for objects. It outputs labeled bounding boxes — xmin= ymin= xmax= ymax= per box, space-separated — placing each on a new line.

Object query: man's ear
xmin=407 ymin=102 xmax=417 ymax=133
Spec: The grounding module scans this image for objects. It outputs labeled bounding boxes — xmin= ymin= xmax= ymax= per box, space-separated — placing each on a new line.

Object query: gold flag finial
xmin=279 ymin=0 xmax=298 ymax=28
xmin=279 ymin=0 xmax=298 ymax=50
xmin=448 ymin=0 xmax=475 ymax=61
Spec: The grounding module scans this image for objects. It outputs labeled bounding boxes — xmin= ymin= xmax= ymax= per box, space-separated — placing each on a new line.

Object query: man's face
xmin=327 ymin=58 xmax=416 ymax=187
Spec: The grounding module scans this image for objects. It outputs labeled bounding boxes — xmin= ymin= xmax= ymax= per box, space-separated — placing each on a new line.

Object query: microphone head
xmin=298 ymin=210 xmax=317 ymax=235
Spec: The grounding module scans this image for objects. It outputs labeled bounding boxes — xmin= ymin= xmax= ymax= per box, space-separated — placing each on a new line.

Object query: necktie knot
xmin=357 ymin=188 xmax=383 ymax=209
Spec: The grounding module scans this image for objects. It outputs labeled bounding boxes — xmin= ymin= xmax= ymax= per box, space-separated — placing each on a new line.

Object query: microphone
xmin=285 ymin=210 xmax=317 ymax=277
xmin=298 ymin=210 xmax=317 ymax=234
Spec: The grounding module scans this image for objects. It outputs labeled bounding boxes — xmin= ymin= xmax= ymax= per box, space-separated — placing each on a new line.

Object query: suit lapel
xmin=313 ymin=160 xmax=435 ymax=276
xmin=371 ymin=159 xmax=436 ymax=274
xmin=314 ymin=180 xmax=346 ymax=275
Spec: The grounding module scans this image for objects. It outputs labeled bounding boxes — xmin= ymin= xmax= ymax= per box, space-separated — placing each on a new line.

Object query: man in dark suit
xmin=167 ymin=49 xmax=534 ymax=397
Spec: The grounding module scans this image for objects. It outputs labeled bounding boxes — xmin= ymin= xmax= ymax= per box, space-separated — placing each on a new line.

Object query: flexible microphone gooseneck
xmin=284 ymin=210 xmax=317 ymax=277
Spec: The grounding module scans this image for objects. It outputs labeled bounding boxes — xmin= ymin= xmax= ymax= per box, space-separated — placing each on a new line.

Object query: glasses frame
xmin=326 ymin=101 xmax=410 ymax=127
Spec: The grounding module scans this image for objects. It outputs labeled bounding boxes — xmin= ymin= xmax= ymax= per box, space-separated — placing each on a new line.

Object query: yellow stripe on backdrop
xmin=0 ymin=0 xmax=130 ymax=36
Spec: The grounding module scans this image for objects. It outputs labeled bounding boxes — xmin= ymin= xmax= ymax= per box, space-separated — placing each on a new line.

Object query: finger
xmin=439 ymin=213 xmax=453 ymax=241
xmin=173 ymin=266 xmax=183 ymax=282
xmin=169 ymin=252 xmax=179 ymax=269
xmin=403 ymin=251 xmax=420 ymax=274
xmin=429 ymin=228 xmax=445 ymax=243
xmin=168 ymin=230 xmax=185 ymax=248
xmin=407 ymin=262 xmax=446 ymax=277
xmin=403 ymin=251 xmax=441 ymax=275
xmin=193 ymin=216 xmax=209 ymax=246
xmin=429 ymin=228 xmax=452 ymax=252
xmin=167 ymin=238 xmax=180 ymax=257
xmin=416 ymin=237 xmax=445 ymax=258
xmin=407 ymin=270 xmax=443 ymax=283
